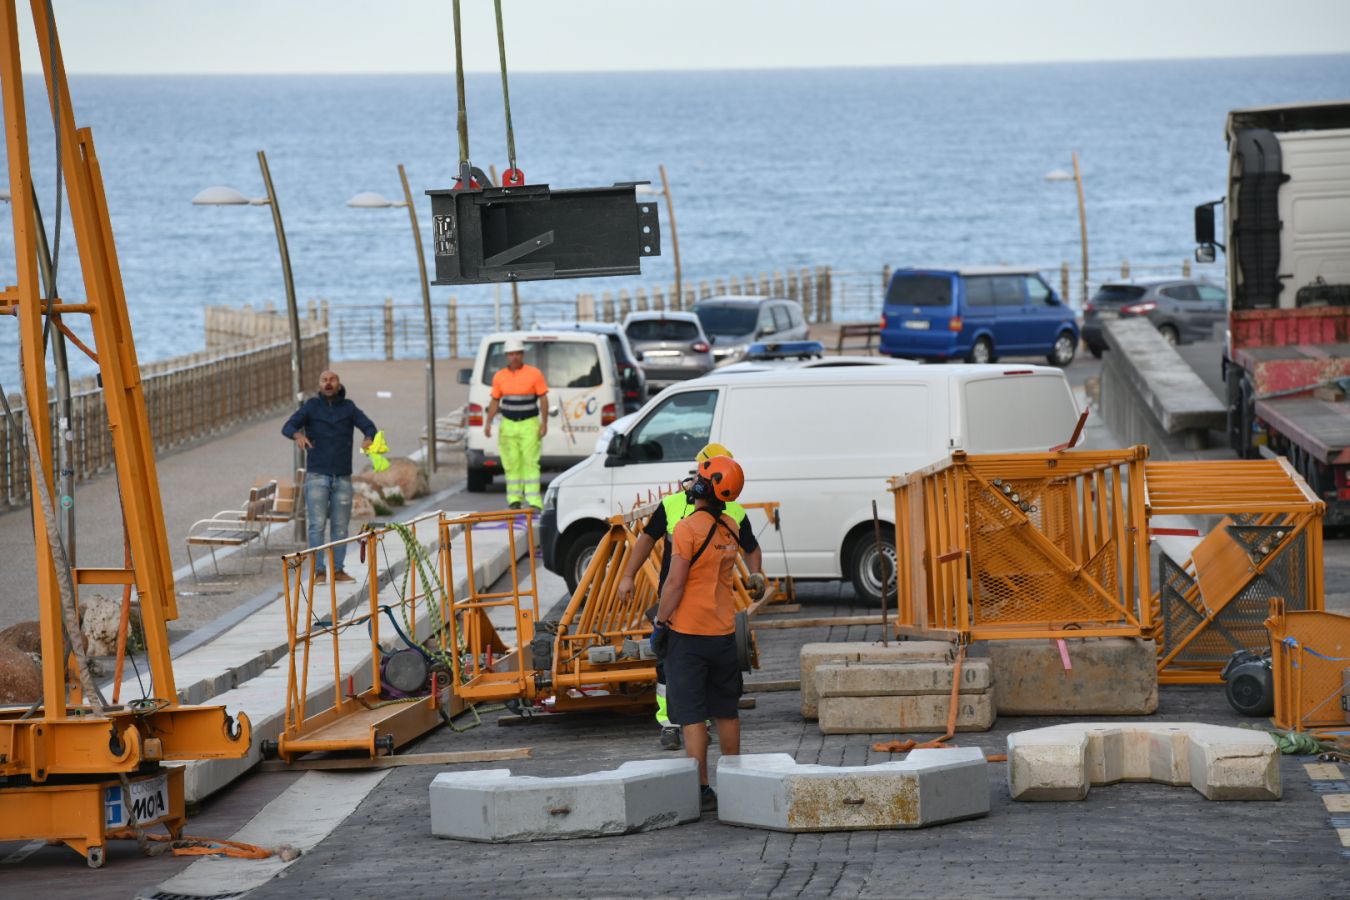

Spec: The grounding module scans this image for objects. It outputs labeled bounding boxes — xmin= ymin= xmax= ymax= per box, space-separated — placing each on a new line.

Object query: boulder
xmin=0 ymin=620 xmax=42 ymax=654
xmin=354 ymin=457 xmax=428 ymax=501
xmin=80 ymin=593 xmax=141 ymax=657
xmin=0 ymin=641 xmax=42 ymax=704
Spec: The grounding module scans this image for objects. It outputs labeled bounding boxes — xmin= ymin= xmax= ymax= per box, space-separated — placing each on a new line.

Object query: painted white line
xmin=0 ymin=840 xmax=46 ymax=865
xmin=139 ymin=769 xmax=389 ymax=899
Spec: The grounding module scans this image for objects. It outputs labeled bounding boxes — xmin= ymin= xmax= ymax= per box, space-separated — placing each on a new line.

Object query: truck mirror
xmin=1195 ymin=244 xmax=1216 ymax=265
xmin=457 ymin=368 xmax=473 ymax=385
xmin=1194 ymin=200 xmax=1220 ymax=246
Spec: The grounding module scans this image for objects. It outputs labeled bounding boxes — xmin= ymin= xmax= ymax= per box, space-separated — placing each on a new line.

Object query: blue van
xmin=879 ymin=266 xmax=1079 ymax=366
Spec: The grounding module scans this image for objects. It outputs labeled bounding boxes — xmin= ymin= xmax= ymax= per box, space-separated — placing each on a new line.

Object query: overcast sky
xmin=15 ymin=0 xmax=1350 ymax=73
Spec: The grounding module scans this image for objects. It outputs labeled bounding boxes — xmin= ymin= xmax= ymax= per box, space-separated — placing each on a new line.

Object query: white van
xmin=459 ymin=330 xmax=624 ymax=492
xmin=540 ymin=364 xmax=1081 ymax=601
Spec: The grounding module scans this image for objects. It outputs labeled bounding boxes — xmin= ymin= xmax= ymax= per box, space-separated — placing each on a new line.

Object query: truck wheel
xmin=1047 ymin=332 xmax=1077 ymax=367
xmin=563 ymin=529 xmax=604 ymax=594
xmin=466 ymin=466 xmax=492 ymax=492
xmin=966 ymin=337 xmax=994 ymax=365
xmin=847 ymin=526 xmax=896 ymax=608
xmin=1225 ymin=366 xmax=1244 ymax=455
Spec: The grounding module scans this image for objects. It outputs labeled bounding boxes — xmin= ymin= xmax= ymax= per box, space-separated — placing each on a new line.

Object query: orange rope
xmin=872 ymin=644 xmax=966 ymax=754
xmin=107 ymin=830 xmax=274 ymax=859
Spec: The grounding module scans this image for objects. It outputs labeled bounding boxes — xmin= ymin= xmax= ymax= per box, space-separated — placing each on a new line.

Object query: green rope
xmin=451 ymin=0 xmax=470 ymax=167
xmin=493 ymin=0 xmax=516 ymax=169
xmin=1239 ymin=722 xmax=1330 ymax=755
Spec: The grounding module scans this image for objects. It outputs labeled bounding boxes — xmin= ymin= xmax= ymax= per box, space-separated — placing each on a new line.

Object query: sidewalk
xmin=0 ymin=358 xmax=471 ymax=635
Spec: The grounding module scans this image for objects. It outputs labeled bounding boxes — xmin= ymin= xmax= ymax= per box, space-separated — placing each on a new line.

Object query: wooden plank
xmin=752 ymin=614 xmax=885 ymax=630
xmin=757 ymin=603 xmax=803 ymax=615
xmin=737 ymin=696 xmax=757 ymax=710
xmin=259 ymin=747 xmax=532 ymax=773
xmin=744 ymin=679 xmax=800 ymax=693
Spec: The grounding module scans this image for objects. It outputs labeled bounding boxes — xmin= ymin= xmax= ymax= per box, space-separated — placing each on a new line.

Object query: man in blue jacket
xmin=282 ymin=370 xmax=378 ymax=583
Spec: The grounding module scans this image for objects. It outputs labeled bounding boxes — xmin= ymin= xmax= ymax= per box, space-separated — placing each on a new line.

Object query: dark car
xmin=692 ymin=295 xmax=811 ymax=365
xmin=1081 ymin=278 xmax=1227 ymax=357
xmin=622 ymin=311 xmax=715 ymax=395
xmin=534 ymin=321 xmax=647 ymax=414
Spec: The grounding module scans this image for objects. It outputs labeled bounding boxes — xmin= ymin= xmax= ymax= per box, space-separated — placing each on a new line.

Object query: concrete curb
xmin=430 ymin=759 xmax=700 ymax=842
xmin=1007 ymin=722 xmax=1282 ymax=801
xmin=716 ymin=750 xmax=989 ymax=832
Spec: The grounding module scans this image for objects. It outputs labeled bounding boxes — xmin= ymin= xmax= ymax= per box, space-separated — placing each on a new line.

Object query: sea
xmin=1 ymin=56 xmax=1349 ymax=391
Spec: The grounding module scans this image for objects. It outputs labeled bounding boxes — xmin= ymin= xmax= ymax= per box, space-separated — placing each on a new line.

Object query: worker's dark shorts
xmin=665 ymin=630 xmax=742 ymax=725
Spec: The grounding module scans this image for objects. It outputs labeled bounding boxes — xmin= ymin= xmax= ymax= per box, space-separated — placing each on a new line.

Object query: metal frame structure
xmin=0 ymin=1 xmax=250 ymax=866
xmin=1146 ymin=459 xmax=1324 ymax=684
xmin=889 ymin=447 xmax=1152 ymax=643
xmin=1266 ymin=598 xmax=1350 ymax=734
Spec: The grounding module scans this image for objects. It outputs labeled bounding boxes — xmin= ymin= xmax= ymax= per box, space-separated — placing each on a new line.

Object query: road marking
xmin=1325 ymin=794 xmax=1350 ymax=813
xmin=1338 ymin=828 xmax=1350 ymax=849
xmin=1305 ymin=762 xmax=1344 ymax=781
xmin=0 ymin=840 xmax=45 ymax=865
xmin=140 ymin=769 xmax=388 ymax=899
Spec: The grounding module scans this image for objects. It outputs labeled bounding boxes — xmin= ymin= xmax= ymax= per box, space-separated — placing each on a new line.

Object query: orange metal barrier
xmin=1148 ymin=459 xmax=1324 ymax=684
xmin=890 ymin=448 xmax=1152 ymax=642
xmin=1266 ymin=598 xmax=1350 ymax=733
xmin=272 ymin=509 xmax=479 ymax=762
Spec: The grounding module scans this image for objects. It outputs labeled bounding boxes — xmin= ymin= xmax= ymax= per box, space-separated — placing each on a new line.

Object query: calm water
xmin=1 ymin=57 xmax=1349 ymax=389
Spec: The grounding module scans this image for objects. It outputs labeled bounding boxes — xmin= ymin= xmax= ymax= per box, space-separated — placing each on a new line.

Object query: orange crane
xmin=0 ymin=0 xmax=250 ymax=867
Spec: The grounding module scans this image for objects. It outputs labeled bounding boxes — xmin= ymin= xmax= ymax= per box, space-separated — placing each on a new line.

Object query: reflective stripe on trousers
xmin=655 ymin=679 xmax=671 ymax=727
xmin=498 ymin=415 xmax=542 ymax=507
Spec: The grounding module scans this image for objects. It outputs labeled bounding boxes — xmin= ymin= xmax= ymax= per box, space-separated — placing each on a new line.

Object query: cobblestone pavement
xmin=251 ymin=581 xmax=1349 ymax=900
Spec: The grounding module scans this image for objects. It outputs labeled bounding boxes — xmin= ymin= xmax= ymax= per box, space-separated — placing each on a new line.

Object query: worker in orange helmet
xmin=650 ymin=455 xmax=749 ymax=813
xmin=618 ymin=443 xmax=765 ymax=751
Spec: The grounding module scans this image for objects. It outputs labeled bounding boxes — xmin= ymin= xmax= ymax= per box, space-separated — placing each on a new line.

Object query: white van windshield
xmin=482 ymin=341 xmax=602 ymax=388
xmin=963 ymin=376 xmax=1079 ymax=452
xmin=626 ymin=389 xmax=718 ymax=463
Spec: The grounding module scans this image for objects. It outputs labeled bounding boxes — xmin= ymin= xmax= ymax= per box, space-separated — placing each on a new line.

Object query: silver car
xmin=693 ymin=295 xmax=811 ymax=365
xmin=622 ymin=311 xmax=716 ymax=395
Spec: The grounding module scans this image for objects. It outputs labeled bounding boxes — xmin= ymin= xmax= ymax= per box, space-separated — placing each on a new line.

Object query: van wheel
xmin=563 ymin=529 xmax=604 ymax=594
xmin=847 ymin=526 xmax=896 ymax=608
xmin=966 ymin=337 xmax=994 ymax=365
xmin=467 ymin=467 xmax=492 ymax=492
xmin=1047 ymin=332 xmax=1076 ymax=367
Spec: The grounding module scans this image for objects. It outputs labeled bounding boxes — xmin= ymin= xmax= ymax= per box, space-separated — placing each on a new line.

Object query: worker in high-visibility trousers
xmin=617 ymin=443 xmax=766 ymax=750
xmin=484 ymin=336 xmax=549 ymax=510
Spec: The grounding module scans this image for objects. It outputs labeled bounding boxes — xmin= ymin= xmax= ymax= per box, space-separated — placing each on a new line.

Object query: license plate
xmin=903 ymin=320 xmax=930 ymax=330
xmin=1096 ymin=311 xmax=1118 ymax=320
xmin=105 ymin=774 xmax=170 ymax=828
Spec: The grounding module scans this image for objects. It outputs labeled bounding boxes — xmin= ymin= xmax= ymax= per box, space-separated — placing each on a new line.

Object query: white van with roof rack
xmin=458 ymin=330 xmax=624 ymax=492
xmin=540 ymin=363 xmax=1081 ymax=601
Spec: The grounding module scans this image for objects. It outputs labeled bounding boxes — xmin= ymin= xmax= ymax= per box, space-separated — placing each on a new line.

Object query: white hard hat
xmin=503 ymin=336 xmax=525 ymax=353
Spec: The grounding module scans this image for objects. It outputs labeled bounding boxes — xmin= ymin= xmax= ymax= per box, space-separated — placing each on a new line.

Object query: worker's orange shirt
xmin=491 ymin=364 xmax=548 ymax=420
xmin=668 ymin=511 xmax=740 ymax=636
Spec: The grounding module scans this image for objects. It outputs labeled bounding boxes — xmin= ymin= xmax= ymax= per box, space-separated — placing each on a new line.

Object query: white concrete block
xmin=430 ymin=759 xmax=700 ymax=842
xmin=815 ymin=659 xmax=992 ymax=698
xmin=799 ymin=641 xmax=955 ymax=719
xmin=1007 ymin=722 xmax=1281 ymax=801
xmin=716 ymin=750 xmax=988 ymax=832
xmin=817 ymin=691 xmax=995 ymax=734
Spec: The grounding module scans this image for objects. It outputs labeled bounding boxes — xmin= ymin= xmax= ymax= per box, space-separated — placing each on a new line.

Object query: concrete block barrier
xmin=799 ymin=641 xmax=955 ymax=719
xmin=1007 ymin=722 xmax=1281 ymax=801
xmin=815 ymin=659 xmax=992 ymax=698
xmin=818 ymin=692 xmax=995 ymax=734
xmin=981 ymin=638 xmax=1157 ymax=715
xmin=430 ymin=759 xmax=700 ymax=842
xmin=717 ymin=750 xmax=988 ymax=832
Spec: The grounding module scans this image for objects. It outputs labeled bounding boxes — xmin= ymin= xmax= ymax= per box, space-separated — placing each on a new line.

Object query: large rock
xmin=80 ymin=593 xmax=142 ymax=657
xmin=430 ymin=759 xmax=700 ymax=842
xmin=1007 ymin=722 xmax=1280 ymax=801
xmin=799 ymin=641 xmax=955 ymax=719
xmin=0 ymin=641 xmax=42 ymax=704
xmin=354 ymin=457 xmax=428 ymax=500
xmin=717 ymin=749 xmax=989 ymax=832
xmin=818 ymin=692 xmax=995 ymax=734
xmin=0 ymin=620 xmax=42 ymax=654
xmin=980 ymin=638 xmax=1157 ymax=715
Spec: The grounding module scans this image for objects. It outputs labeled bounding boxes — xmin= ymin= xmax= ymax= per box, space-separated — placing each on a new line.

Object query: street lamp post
xmin=346 ymin=163 xmax=438 ymax=474
xmin=194 ymin=149 xmax=306 ymax=539
xmin=639 ymin=167 xmax=682 ymax=309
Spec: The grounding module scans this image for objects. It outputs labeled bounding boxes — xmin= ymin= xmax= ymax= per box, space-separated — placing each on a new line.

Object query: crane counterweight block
xmin=427 ymin=182 xmax=661 ymax=285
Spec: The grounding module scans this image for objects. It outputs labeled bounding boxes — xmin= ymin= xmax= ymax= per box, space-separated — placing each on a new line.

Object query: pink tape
xmin=1056 ymin=638 xmax=1072 ymax=671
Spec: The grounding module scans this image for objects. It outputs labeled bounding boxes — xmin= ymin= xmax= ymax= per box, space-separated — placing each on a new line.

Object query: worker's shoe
xmin=659 ymin=726 xmax=682 ymax=750
xmin=699 ymin=785 xmax=718 ymax=812
xmin=313 ymin=570 xmax=327 ymax=584
xmin=508 ymin=501 xmax=524 ymax=510
xmin=333 ymin=570 xmax=356 ymax=584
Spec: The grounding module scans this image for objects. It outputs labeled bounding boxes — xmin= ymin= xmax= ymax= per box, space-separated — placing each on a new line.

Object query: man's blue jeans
xmin=305 ymin=474 xmax=354 ymax=573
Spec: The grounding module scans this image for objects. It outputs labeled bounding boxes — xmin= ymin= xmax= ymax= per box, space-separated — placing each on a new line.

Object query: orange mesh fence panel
xmin=1267 ymin=600 xmax=1350 ymax=732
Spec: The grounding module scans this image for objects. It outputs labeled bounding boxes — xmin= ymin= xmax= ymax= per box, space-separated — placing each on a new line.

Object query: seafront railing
xmin=1 ymin=333 xmax=328 ymax=508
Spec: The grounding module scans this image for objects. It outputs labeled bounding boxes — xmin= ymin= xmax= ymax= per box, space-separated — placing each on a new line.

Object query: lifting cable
xmin=449 ymin=0 xmax=523 ymax=186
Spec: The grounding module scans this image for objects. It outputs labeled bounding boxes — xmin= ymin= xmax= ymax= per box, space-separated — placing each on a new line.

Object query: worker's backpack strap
xmin=688 ymin=508 xmax=737 ymax=568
